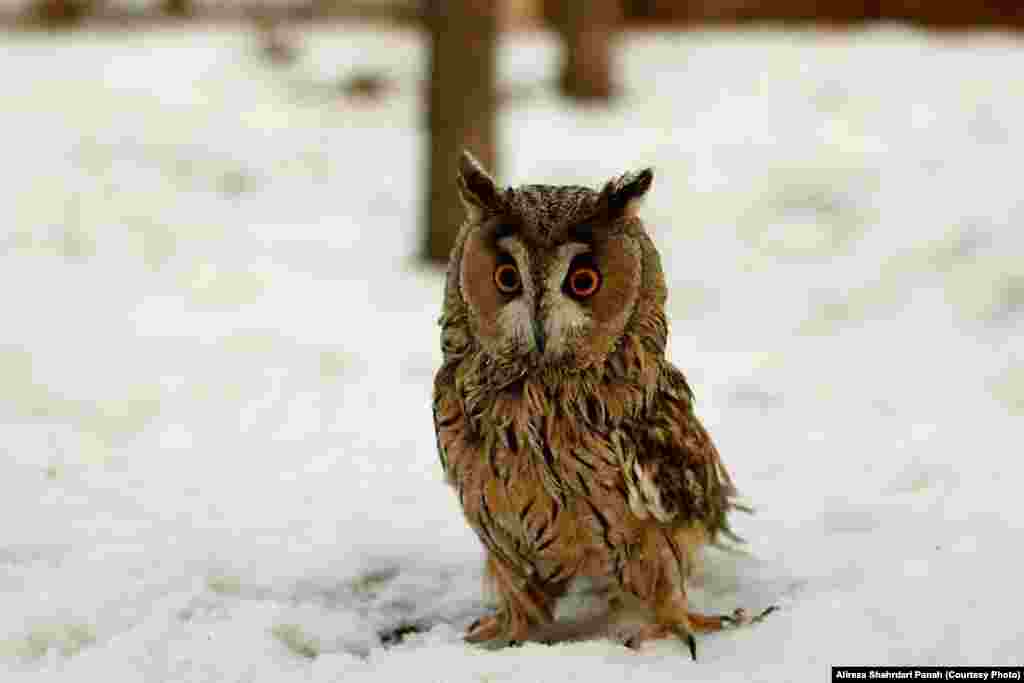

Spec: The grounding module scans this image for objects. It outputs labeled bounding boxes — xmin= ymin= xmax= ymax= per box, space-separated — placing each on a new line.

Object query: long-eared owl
xmin=432 ymin=152 xmax=771 ymax=658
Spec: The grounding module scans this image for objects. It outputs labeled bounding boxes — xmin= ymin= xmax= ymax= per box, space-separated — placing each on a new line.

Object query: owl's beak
xmin=532 ymin=318 xmax=546 ymax=354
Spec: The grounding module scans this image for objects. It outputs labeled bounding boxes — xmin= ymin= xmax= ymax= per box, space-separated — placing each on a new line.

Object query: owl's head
xmin=443 ymin=152 xmax=668 ymax=374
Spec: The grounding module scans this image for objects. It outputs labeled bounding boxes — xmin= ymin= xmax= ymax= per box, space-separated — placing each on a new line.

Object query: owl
xmin=432 ymin=152 xmax=773 ymax=659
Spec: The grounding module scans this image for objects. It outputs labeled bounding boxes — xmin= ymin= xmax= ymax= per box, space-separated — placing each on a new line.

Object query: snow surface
xmin=2 ymin=22 xmax=1023 ymax=682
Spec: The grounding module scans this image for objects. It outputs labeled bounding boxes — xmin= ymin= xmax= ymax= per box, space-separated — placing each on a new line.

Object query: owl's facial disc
xmin=459 ymin=223 xmax=643 ymax=371
xmin=495 ymin=239 xmax=607 ymax=365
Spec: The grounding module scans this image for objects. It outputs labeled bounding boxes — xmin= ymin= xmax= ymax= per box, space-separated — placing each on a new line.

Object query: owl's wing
xmin=619 ymin=366 xmax=743 ymax=543
xmin=432 ymin=310 xmax=471 ymax=480
xmin=432 ymin=366 xmax=458 ymax=480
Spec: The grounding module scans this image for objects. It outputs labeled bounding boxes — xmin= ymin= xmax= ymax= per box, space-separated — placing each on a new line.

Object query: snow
xmin=2 ymin=22 xmax=1023 ymax=681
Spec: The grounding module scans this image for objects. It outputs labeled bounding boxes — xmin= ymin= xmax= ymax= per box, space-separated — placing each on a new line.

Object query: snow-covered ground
xmin=2 ymin=22 xmax=1023 ymax=681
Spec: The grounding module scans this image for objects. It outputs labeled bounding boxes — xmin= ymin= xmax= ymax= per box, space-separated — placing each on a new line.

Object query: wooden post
xmin=162 ymin=0 xmax=193 ymax=18
xmin=424 ymin=0 xmax=498 ymax=263
xmin=28 ymin=0 xmax=91 ymax=27
xmin=553 ymin=0 xmax=622 ymax=100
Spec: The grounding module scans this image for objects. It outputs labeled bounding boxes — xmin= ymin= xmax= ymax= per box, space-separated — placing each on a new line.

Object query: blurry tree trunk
xmin=424 ymin=0 xmax=498 ymax=263
xmin=162 ymin=0 xmax=193 ymax=18
xmin=29 ymin=0 xmax=91 ymax=27
xmin=553 ymin=0 xmax=622 ymax=100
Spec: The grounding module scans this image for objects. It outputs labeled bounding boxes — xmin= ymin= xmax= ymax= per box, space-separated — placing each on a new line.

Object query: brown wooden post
xmin=553 ymin=0 xmax=622 ymax=100
xmin=29 ymin=0 xmax=91 ymax=27
xmin=424 ymin=0 xmax=498 ymax=263
xmin=162 ymin=0 xmax=193 ymax=18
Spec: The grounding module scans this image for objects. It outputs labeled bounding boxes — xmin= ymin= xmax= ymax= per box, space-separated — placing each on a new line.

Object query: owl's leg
xmin=619 ymin=529 xmax=777 ymax=658
xmin=622 ymin=580 xmax=699 ymax=659
xmin=617 ymin=533 xmax=701 ymax=659
xmin=465 ymin=552 xmax=559 ymax=645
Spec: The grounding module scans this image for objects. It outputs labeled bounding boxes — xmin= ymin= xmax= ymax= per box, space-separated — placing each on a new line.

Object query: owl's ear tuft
xmin=601 ymin=168 xmax=654 ymax=218
xmin=457 ymin=150 xmax=503 ymax=220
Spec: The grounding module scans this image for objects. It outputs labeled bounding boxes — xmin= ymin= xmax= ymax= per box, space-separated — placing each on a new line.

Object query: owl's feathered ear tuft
xmin=457 ymin=150 xmax=503 ymax=221
xmin=600 ymin=168 xmax=654 ymax=218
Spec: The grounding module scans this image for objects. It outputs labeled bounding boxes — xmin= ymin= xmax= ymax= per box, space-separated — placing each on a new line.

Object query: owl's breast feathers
xmin=433 ymin=334 xmax=743 ymax=583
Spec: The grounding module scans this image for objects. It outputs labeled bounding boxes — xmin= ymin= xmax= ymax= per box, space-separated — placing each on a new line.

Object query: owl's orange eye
xmin=494 ymin=263 xmax=522 ymax=294
xmin=567 ymin=266 xmax=601 ymax=298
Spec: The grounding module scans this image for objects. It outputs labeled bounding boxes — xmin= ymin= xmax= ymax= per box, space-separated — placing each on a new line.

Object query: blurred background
xmin=2 ymin=0 xmax=1023 ymax=678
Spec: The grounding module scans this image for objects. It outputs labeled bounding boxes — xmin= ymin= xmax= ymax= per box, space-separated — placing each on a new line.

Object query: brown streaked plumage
xmin=433 ymin=151 xmax=772 ymax=658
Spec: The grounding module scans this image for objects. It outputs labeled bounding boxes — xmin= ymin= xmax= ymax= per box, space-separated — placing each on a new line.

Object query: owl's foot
xmin=685 ymin=605 xmax=778 ymax=632
xmin=717 ymin=605 xmax=778 ymax=628
xmin=622 ymin=607 xmax=777 ymax=658
xmin=624 ymin=623 xmax=697 ymax=660
xmin=465 ymin=614 xmax=502 ymax=643
xmin=464 ymin=612 xmax=531 ymax=646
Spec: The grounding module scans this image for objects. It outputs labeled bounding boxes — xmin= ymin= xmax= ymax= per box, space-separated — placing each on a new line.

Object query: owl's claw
xmin=623 ymin=623 xmax=661 ymax=650
xmin=624 ymin=606 xmax=777 ymax=656
xmin=720 ymin=605 xmax=778 ymax=628
xmin=623 ymin=623 xmax=697 ymax=660
xmin=465 ymin=612 xmax=535 ymax=648
xmin=683 ymin=631 xmax=697 ymax=661
xmin=464 ymin=614 xmax=502 ymax=643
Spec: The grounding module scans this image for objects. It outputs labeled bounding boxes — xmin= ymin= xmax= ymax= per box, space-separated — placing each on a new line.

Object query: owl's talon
xmin=720 ymin=608 xmax=744 ymax=627
xmin=622 ymin=622 xmax=696 ymax=659
xmin=683 ymin=632 xmax=697 ymax=661
xmin=464 ymin=614 xmax=502 ymax=643
xmin=622 ymin=623 xmax=667 ymax=649
xmin=720 ymin=605 xmax=777 ymax=628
